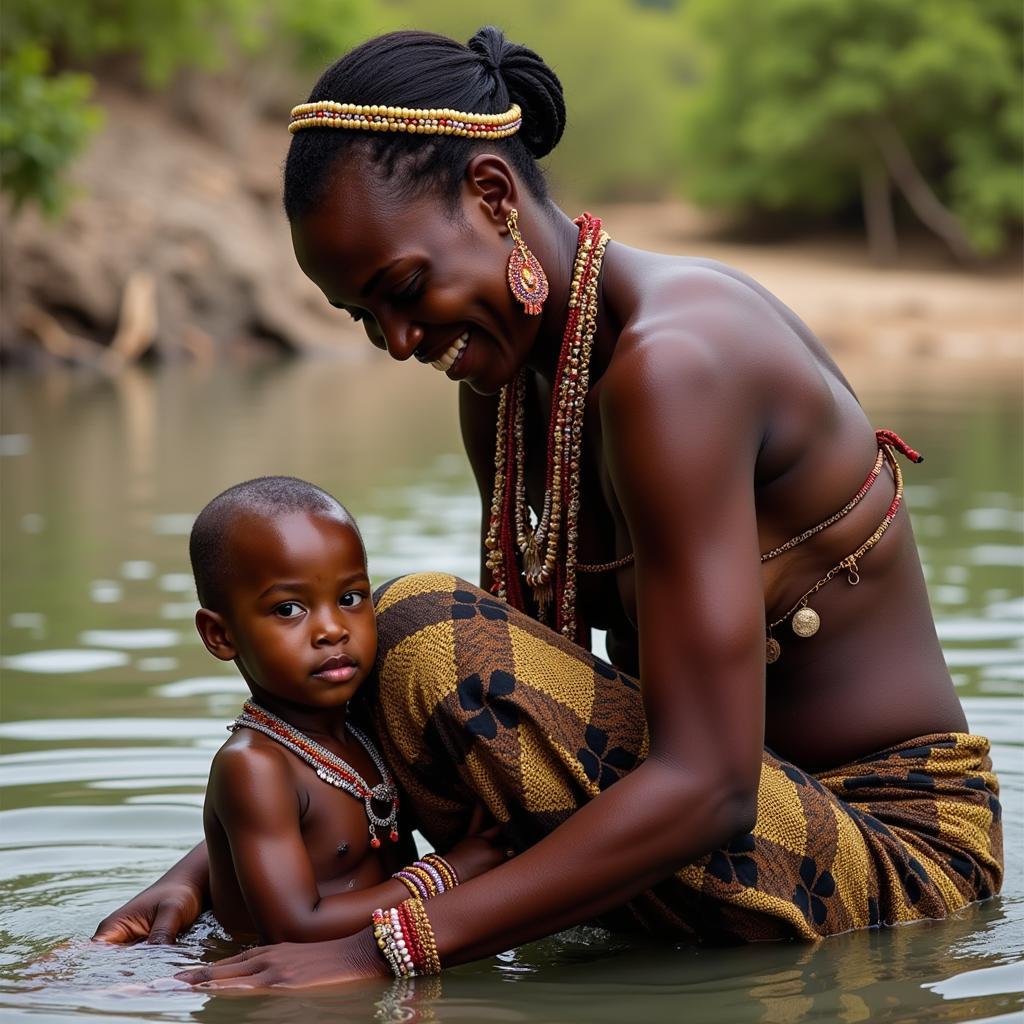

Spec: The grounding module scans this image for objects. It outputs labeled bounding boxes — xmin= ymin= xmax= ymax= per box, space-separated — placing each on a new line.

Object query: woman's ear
xmin=195 ymin=608 xmax=237 ymax=662
xmin=464 ymin=154 xmax=519 ymax=232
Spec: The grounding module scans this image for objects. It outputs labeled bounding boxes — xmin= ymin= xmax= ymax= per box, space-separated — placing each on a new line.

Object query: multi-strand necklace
xmin=229 ymin=701 xmax=399 ymax=847
xmin=485 ymin=213 xmax=609 ymax=642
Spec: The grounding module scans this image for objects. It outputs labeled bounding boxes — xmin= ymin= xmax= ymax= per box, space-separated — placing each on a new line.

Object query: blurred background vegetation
xmin=2 ymin=0 xmax=1021 ymax=256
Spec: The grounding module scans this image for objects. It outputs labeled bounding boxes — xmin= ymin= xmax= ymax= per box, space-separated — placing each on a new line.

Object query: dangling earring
xmin=506 ymin=209 xmax=549 ymax=316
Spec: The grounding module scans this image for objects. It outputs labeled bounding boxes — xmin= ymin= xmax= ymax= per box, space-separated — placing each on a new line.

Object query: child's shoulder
xmin=209 ymin=729 xmax=296 ymax=795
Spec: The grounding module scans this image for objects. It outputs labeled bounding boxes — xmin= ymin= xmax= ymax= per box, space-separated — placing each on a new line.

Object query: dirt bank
xmin=2 ymin=85 xmax=1020 ymax=382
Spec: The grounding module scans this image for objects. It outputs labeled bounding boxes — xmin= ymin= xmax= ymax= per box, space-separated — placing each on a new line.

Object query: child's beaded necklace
xmin=229 ymin=700 xmax=400 ymax=847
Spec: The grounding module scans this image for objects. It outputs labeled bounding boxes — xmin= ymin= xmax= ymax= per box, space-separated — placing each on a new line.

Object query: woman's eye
xmin=275 ymin=602 xmax=304 ymax=619
xmin=393 ymin=273 xmax=423 ymax=305
xmin=340 ymin=592 xmax=365 ymax=608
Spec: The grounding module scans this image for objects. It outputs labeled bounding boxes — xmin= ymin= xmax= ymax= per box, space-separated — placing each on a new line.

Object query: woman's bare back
xmin=514 ymin=245 xmax=968 ymax=771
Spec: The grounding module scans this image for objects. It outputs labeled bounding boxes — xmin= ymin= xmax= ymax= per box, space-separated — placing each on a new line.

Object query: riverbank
xmin=1 ymin=84 xmax=1020 ymax=384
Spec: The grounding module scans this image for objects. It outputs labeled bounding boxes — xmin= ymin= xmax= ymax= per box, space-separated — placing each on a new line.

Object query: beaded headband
xmin=288 ymin=100 xmax=522 ymax=138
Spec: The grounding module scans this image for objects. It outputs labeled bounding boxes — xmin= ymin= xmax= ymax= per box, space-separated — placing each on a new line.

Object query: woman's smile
xmin=427 ymin=330 xmax=469 ymax=374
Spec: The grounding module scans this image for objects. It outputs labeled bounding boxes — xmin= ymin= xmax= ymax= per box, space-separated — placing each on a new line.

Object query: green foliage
xmin=0 ymin=45 xmax=103 ymax=217
xmin=678 ymin=0 xmax=1023 ymax=253
xmin=2 ymin=0 xmax=1019 ymax=253
xmin=1 ymin=0 xmax=372 ymax=86
xmin=373 ymin=0 xmax=690 ymax=200
xmin=275 ymin=0 xmax=373 ymax=71
xmin=2 ymin=0 xmax=259 ymax=86
xmin=0 ymin=0 xmax=372 ymax=215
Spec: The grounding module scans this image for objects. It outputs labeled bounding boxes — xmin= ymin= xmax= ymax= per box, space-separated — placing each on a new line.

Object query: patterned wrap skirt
xmin=357 ymin=572 xmax=1004 ymax=942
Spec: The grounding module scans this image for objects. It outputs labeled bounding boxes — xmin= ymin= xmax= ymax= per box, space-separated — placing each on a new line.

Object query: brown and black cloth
xmin=356 ymin=572 xmax=1003 ymax=942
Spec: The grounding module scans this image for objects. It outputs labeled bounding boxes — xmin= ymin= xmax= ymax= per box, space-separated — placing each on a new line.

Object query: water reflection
xmin=2 ymin=649 xmax=131 ymax=673
xmin=0 ymin=361 xmax=1021 ymax=1023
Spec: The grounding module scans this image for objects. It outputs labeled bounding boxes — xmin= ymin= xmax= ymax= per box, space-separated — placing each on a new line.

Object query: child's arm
xmin=212 ymin=742 xmax=425 ymax=943
xmin=214 ymin=746 xmax=507 ymax=944
xmin=93 ymin=841 xmax=208 ymax=943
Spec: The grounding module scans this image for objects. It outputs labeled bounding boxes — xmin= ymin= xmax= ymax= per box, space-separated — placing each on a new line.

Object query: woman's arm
xmin=428 ymin=321 xmax=769 ymax=962
xmin=93 ymin=840 xmax=209 ymax=944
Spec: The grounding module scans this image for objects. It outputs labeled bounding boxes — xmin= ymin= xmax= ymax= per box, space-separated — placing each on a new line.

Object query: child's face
xmin=199 ymin=510 xmax=376 ymax=709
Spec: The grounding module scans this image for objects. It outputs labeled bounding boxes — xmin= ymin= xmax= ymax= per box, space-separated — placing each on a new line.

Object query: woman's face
xmin=290 ymin=156 xmax=538 ymax=395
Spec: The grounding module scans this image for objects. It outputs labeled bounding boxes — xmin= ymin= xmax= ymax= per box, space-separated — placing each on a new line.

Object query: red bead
xmin=370 ymin=837 xmax=381 ymax=849
xmin=390 ymin=830 xmax=400 ymax=843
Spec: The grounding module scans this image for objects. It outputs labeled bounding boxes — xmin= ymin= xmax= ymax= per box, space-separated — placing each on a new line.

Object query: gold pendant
xmin=766 ymin=637 xmax=781 ymax=664
xmin=535 ymin=583 xmax=552 ymax=621
xmin=791 ymin=605 xmax=821 ymax=638
xmin=523 ymin=532 xmax=542 ymax=581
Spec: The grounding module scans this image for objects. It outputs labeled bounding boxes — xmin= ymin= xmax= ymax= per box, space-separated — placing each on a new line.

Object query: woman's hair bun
xmin=467 ymin=26 xmax=565 ymax=160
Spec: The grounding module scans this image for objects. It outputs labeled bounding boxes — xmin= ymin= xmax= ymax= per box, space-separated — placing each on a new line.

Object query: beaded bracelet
xmin=423 ymin=853 xmax=459 ymax=890
xmin=391 ymin=853 xmax=460 ymax=901
xmin=372 ymin=907 xmax=415 ymax=977
xmin=402 ymin=897 xmax=441 ymax=974
xmin=372 ymin=897 xmax=442 ymax=977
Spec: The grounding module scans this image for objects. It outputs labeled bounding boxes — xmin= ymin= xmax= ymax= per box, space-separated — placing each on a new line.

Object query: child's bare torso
xmin=204 ymin=729 xmax=397 ymax=939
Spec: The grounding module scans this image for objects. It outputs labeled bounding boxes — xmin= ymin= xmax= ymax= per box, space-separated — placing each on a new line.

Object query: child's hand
xmin=93 ymin=881 xmax=202 ymax=944
xmin=443 ymin=825 xmax=513 ymax=884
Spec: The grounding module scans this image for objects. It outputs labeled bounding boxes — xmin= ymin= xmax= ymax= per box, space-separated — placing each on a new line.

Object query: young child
xmin=190 ymin=476 xmax=501 ymax=943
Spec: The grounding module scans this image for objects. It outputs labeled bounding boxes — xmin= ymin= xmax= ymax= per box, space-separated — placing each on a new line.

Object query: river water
xmin=1 ymin=358 xmax=1021 ymax=1023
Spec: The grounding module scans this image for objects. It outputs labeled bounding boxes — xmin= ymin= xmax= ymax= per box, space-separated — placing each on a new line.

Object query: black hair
xmin=283 ymin=27 xmax=566 ymax=221
xmin=189 ymin=476 xmax=363 ymax=612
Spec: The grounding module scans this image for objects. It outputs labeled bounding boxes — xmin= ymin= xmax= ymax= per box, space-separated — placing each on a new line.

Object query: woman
xmin=95 ymin=28 xmax=1001 ymax=987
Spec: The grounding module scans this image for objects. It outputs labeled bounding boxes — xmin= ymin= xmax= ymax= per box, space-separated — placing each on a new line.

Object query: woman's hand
xmin=174 ymin=929 xmax=388 ymax=990
xmin=93 ymin=879 xmax=203 ymax=945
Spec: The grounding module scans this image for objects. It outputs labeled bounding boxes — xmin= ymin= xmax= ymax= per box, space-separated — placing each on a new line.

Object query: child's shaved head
xmin=189 ymin=476 xmax=363 ymax=611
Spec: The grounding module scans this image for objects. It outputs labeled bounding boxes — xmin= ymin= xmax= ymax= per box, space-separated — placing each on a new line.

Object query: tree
xmin=678 ymin=0 xmax=1023 ymax=259
xmin=0 ymin=0 xmax=371 ymax=215
xmin=0 ymin=45 xmax=103 ymax=217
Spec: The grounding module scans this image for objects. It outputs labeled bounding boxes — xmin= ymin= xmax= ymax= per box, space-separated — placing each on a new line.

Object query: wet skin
xmin=100 ymin=153 xmax=969 ymax=987
xmin=158 ymin=510 xmax=504 ymax=946
xmin=193 ymin=511 xmax=411 ymax=942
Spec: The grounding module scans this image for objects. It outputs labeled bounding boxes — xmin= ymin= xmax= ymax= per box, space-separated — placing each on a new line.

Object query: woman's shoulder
xmin=601 ymin=250 xmax=790 ymax=396
xmin=613 ymin=246 xmax=798 ymax=341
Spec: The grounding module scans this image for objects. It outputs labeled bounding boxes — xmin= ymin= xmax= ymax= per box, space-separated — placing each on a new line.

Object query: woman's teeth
xmin=431 ymin=332 xmax=469 ymax=372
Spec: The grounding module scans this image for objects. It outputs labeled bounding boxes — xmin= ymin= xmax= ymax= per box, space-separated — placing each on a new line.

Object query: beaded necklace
xmin=229 ymin=701 xmax=399 ymax=847
xmin=485 ymin=213 xmax=609 ymax=642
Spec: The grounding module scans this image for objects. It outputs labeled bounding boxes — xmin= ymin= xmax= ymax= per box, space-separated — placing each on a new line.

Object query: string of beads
xmin=392 ymin=853 xmax=460 ymax=901
xmin=372 ymin=897 xmax=442 ymax=977
xmin=289 ymin=101 xmax=522 ymax=137
xmin=485 ymin=213 xmax=609 ymax=643
xmin=764 ymin=433 xmax=922 ymax=663
xmin=229 ymin=701 xmax=399 ymax=847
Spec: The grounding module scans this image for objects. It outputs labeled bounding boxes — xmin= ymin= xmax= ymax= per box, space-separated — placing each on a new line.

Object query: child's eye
xmin=275 ymin=602 xmax=304 ymax=618
xmin=340 ymin=592 xmax=365 ymax=608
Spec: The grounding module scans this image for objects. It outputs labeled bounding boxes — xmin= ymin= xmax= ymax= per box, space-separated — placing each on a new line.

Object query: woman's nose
xmin=378 ymin=313 xmax=423 ymax=361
